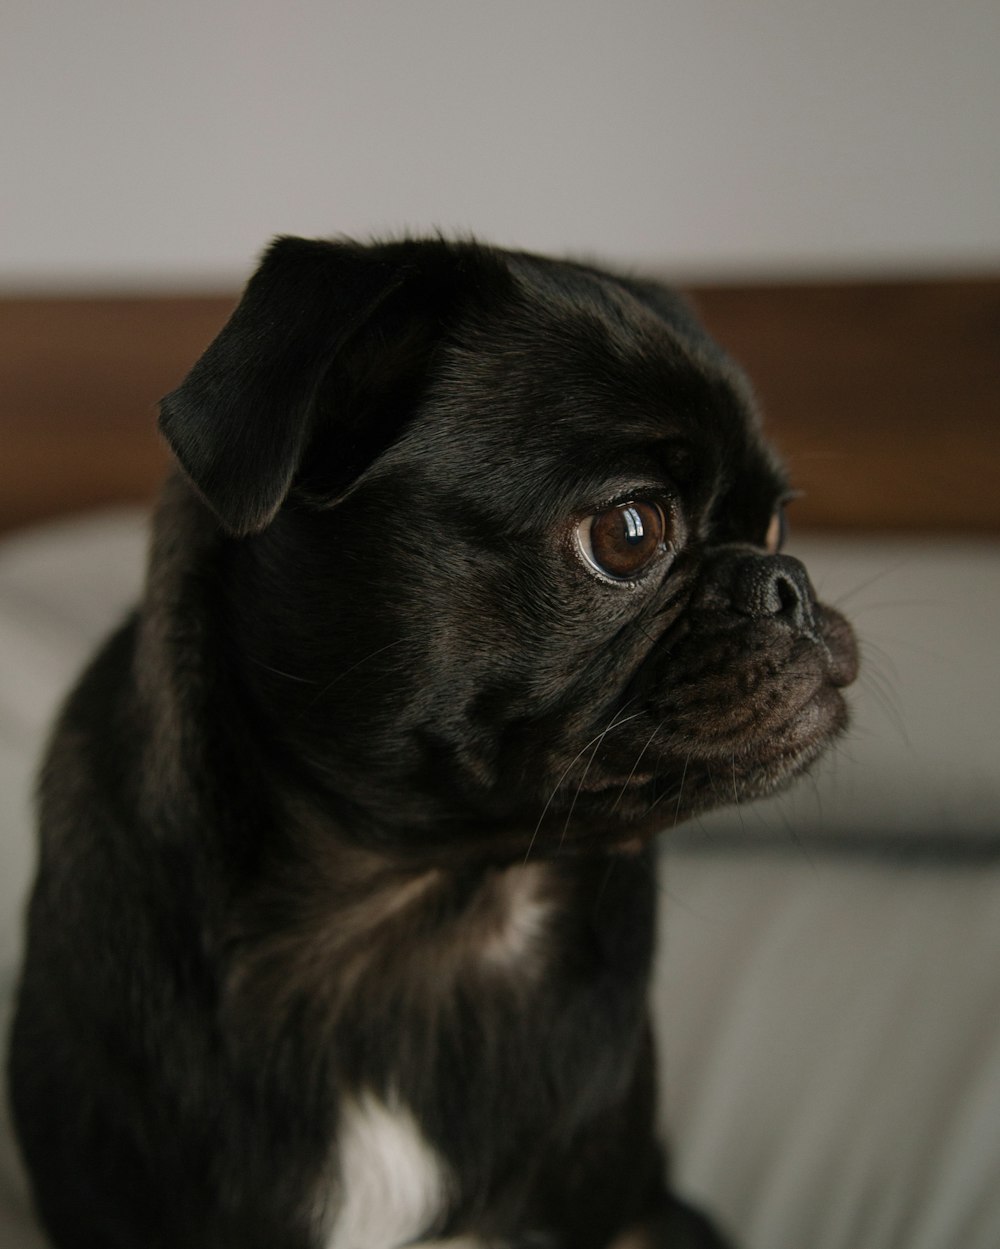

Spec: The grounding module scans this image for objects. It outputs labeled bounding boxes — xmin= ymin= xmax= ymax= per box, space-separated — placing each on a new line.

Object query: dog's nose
xmin=694 ymin=552 xmax=818 ymax=634
xmin=733 ymin=554 xmax=815 ymax=628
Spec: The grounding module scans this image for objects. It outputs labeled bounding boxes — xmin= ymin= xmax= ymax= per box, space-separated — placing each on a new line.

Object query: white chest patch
xmin=478 ymin=863 xmax=553 ymax=976
xmin=324 ymin=1093 xmax=452 ymax=1249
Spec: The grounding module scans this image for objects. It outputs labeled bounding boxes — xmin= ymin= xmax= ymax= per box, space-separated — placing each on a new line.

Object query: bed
xmin=1 ymin=279 xmax=998 ymax=1248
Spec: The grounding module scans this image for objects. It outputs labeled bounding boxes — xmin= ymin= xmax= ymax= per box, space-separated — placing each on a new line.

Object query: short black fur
xmin=8 ymin=236 xmax=856 ymax=1249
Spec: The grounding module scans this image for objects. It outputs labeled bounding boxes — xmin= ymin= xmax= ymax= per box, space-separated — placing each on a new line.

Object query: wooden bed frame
xmin=2 ymin=277 xmax=998 ymax=535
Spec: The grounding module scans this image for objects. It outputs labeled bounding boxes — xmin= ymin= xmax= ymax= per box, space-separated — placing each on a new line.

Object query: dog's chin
xmin=603 ymin=605 xmax=859 ymax=843
xmin=558 ymin=678 xmax=850 ymax=854
xmin=709 ymin=680 xmax=849 ymax=799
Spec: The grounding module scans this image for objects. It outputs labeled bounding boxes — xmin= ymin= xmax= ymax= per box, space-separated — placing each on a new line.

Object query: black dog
xmin=8 ymin=237 xmax=857 ymax=1249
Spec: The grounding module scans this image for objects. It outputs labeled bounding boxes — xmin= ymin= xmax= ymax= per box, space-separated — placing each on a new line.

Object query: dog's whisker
xmin=558 ymin=740 xmax=602 ymax=851
xmin=859 ymin=663 xmax=911 ymax=750
xmin=306 ymin=639 xmax=407 ymax=709
xmin=643 ymin=749 xmax=691 ymax=824
xmin=558 ymin=703 xmax=644 ymax=848
xmin=246 ymin=655 xmax=319 ymax=685
xmin=731 ymin=751 xmax=747 ymax=834
xmin=828 ymin=561 xmax=912 ymax=608
xmin=524 ymin=708 xmax=646 ymax=864
xmin=610 ymin=720 xmax=664 ymax=812
xmin=847 ymin=597 xmax=945 ymax=614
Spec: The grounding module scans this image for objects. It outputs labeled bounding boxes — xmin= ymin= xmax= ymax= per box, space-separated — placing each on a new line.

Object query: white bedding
xmin=1 ymin=512 xmax=999 ymax=1249
xmin=657 ymin=851 xmax=1000 ymax=1249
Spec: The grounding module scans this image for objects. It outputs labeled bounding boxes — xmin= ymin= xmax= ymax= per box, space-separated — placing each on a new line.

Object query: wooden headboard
xmin=2 ymin=277 xmax=998 ymax=535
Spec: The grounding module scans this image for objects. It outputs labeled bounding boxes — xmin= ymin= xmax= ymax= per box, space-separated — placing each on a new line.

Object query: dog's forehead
xmin=403 ymin=257 xmax=782 ymax=515
xmin=443 ymin=261 xmax=755 ymax=444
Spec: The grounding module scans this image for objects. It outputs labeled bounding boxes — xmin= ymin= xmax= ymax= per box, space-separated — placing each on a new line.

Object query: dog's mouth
xmin=542 ymin=602 xmax=858 ymax=844
xmin=576 ymin=680 xmax=846 ymax=820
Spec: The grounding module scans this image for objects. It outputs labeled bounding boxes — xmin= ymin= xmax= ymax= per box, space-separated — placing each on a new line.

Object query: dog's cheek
xmin=628 ymin=622 xmax=805 ymax=745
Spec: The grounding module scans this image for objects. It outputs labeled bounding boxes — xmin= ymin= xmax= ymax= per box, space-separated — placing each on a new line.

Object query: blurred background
xmin=3 ymin=0 xmax=999 ymax=288
xmin=2 ymin=0 xmax=998 ymax=534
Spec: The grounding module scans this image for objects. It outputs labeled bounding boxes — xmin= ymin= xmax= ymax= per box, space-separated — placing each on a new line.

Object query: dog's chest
xmin=320 ymin=866 xmax=555 ymax=1249
xmin=322 ymin=1094 xmax=463 ymax=1249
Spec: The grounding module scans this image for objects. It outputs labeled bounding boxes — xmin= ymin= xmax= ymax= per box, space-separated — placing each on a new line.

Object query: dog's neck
xmin=136 ymin=479 xmax=643 ymax=1019
xmin=223 ymin=793 xmax=563 ymax=1033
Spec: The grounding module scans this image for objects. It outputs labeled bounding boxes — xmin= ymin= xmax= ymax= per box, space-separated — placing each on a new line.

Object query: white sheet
xmin=656 ymin=847 xmax=1000 ymax=1249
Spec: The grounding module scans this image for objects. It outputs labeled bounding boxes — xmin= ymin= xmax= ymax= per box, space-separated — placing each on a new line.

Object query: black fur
xmin=7 ymin=237 xmax=856 ymax=1249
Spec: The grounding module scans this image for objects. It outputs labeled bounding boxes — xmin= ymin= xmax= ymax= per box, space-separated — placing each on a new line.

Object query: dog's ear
xmin=159 ymin=236 xmax=486 ymax=536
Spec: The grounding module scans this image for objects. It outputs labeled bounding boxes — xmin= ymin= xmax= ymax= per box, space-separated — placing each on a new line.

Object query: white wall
xmin=2 ymin=0 xmax=998 ymax=290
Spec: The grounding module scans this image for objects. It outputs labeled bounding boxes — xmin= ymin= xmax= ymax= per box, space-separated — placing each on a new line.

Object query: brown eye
xmin=577 ymin=500 xmax=668 ymax=580
xmin=765 ymin=504 xmax=788 ymax=554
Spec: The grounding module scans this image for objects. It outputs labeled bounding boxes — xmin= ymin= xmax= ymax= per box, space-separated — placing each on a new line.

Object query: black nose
xmin=731 ymin=554 xmax=817 ymax=632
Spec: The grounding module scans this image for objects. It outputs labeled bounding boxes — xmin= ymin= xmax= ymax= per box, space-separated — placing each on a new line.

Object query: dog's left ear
xmin=159 ymin=235 xmax=492 ymax=537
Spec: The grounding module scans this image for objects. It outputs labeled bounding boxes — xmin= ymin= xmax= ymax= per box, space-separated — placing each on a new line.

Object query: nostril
xmin=695 ymin=551 xmax=821 ymax=632
xmin=723 ymin=554 xmax=818 ymax=630
xmin=774 ymin=574 xmax=799 ymax=617
xmin=741 ymin=567 xmax=800 ymax=619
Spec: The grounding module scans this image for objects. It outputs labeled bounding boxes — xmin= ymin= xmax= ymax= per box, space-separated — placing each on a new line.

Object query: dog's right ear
xmin=159 ymin=236 xmax=483 ymax=537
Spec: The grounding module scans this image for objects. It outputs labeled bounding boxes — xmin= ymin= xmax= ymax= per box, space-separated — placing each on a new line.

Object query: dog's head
xmin=159 ymin=236 xmax=856 ymax=859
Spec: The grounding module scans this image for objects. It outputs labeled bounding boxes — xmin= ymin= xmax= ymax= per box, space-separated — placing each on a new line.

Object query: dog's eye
xmin=765 ymin=505 xmax=788 ymax=554
xmin=577 ymin=500 xmax=667 ymax=580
